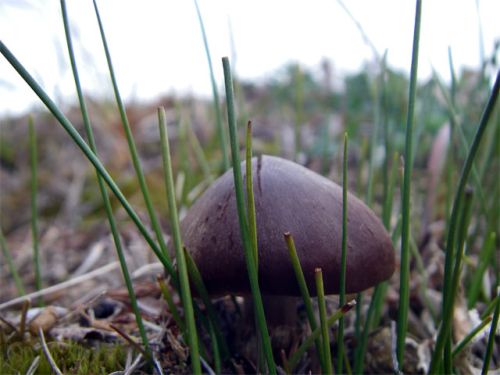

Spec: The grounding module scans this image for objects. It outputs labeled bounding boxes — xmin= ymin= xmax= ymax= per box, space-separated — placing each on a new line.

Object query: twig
xmin=19 ymin=299 xmax=30 ymax=340
xmin=38 ymin=327 xmax=63 ymax=375
xmin=0 ymin=261 xmax=120 ymax=311
xmin=109 ymin=323 xmax=148 ymax=358
xmin=0 ymin=314 xmax=19 ymax=334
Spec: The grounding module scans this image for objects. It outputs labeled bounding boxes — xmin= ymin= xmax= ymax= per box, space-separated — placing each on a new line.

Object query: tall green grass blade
xmin=452 ymin=314 xmax=492 ymax=358
xmin=284 ymin=232 xmax=324 ymax=368
xmin=193 ymin=0 xmax=229 ymax=172
xmin=246 ymin=121 xmax=258 ymax=268
xmin=0 ymin=41 xmax=176 ymax=281
xmin=158 ymin=107 xmax=201 ymax=374
xmin=397 ymin=0 xmax=422 ymax=368
xmin=92 ymin=0 xmax=173 ymax=266
xmin=467 ymin=232 xmax=496 ymax=308
xmin=482 ymin=290 xmax=499 ymax=375
xmin=60 ymin=0 xmax=152 ymax=357
xmin=429 ymin=69 xmax=499 ymax=374
xmin=337 ymin=131 xmax=348 ymax=374
xmin=0 ymin=227 xmax=25 ymax=295
xmin=222 ymin=56 xmax=276 ymax=375
xmin=315 ymin=268 xmax=333 ymax=375
xmin=28 ymin=116 xmax=42 ymax=294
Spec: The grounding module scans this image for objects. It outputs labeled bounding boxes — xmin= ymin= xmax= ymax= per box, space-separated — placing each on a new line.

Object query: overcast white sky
xmin=0 ymin=0 xmax=498 ymax=116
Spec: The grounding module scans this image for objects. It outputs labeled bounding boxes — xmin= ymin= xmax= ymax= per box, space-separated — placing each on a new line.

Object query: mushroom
xmin=180 ymin=155 xmax=395 ymax=324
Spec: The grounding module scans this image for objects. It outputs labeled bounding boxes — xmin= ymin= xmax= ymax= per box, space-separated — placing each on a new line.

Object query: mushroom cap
xmin=181 ymin=155 xmax=395 ymax=296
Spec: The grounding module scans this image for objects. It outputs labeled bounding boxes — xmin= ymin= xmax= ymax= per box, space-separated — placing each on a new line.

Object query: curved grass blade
xmin=222 ymin=56 xmax=276 ymax=375
xmin=397 ymin=0 xmax=422 ymax=368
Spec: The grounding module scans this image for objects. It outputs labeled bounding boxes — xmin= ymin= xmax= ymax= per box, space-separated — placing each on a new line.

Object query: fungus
xmin=180 ymin=155 xmax=395 ymax=323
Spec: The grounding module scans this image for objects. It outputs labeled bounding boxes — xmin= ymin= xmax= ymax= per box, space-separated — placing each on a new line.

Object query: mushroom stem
xmin=244 ymin=295 xmax=298 ymax=327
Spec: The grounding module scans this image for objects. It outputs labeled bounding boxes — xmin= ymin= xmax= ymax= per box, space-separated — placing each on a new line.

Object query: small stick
xmin=19 ymin=299 xmax=31 ymax=340
xmin=0 ymin=261 xmax=120 ymax=311
xmin=0 ymin=315 xmax=19 ymax=335
xmin=110 ymin=323 xmax=148 ymax=358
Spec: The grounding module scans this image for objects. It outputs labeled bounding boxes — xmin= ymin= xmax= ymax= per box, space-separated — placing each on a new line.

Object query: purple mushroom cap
xmin=180 ymin=155 xmax=395 ymax=296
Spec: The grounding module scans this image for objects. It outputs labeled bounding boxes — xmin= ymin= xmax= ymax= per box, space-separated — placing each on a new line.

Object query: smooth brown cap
xmin=181 ymin=155 xmax=395 ymax=296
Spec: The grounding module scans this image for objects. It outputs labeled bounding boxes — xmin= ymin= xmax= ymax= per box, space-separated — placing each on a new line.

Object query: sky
xmin=0 ymin=0 xmax=498 ymax=116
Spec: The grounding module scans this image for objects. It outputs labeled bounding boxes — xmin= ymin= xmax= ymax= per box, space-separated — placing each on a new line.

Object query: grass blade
xmin=158 ymin=107 xmax=201 ymax=374
xmin=222 ymin=56 xmax=276 ymax=375
xmin=92 ymin=0 xmax=173 ymax=266
xmin=28 ymin=116 xmax=42 ymax=294
xmin=315 ymin=268 xmax=333 ymax=375
xmin=193 ymin=0 xmax=229 ymax=172
xmin=429 ymin=68 xmax=499 ymax=374
xmin=397 ymin=0 xmax=422 ymax=368
xmin=59 ymin=0 xmax=152 ymax=358
xmin=246 ymin=121 xmax=258 ymax=268
xmin=284 ymin=232 xmax=324 ymax=368
xmin=452 ymin=315 xmax=492 ymax=358
xmin=337 ymin=131 xmax=348 ymax=374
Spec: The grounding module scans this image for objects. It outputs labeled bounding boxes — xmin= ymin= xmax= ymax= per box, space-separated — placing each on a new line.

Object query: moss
xmin=0 ymin=340 xmax=129 ymax=374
